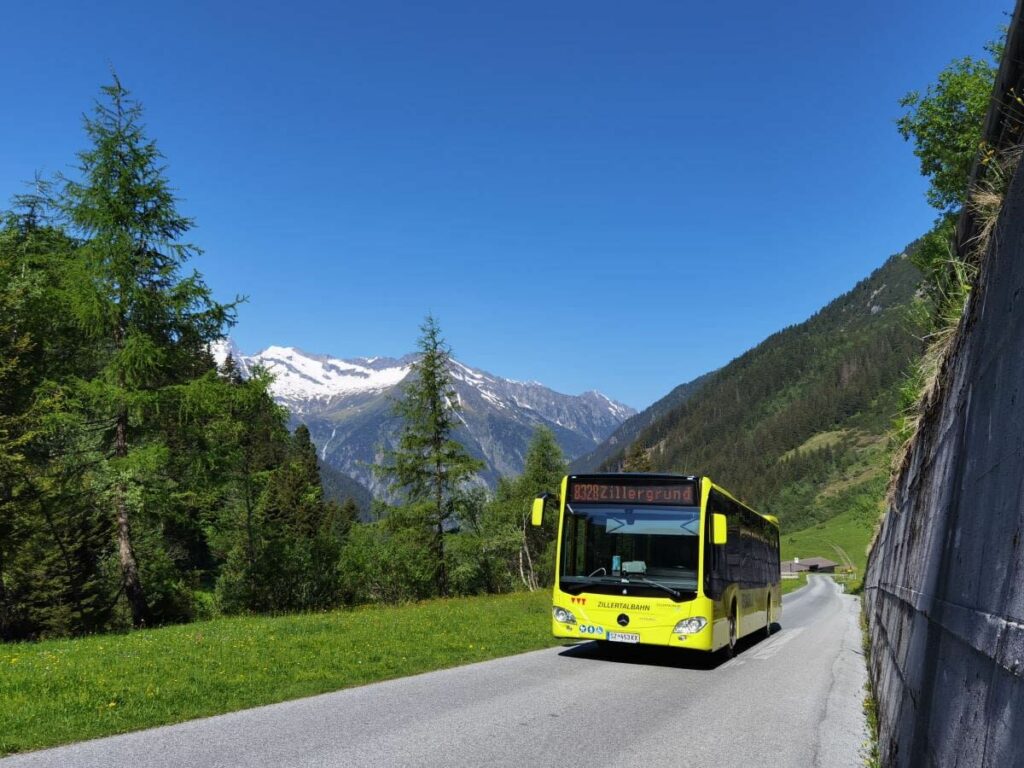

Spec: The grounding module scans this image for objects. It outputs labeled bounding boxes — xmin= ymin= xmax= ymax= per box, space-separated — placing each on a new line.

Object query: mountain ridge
xmin=212 ymin=339 xmax=635 ymax=499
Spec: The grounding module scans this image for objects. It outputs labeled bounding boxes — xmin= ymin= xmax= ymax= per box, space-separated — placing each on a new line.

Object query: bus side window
xmin=725 ymin=500 xmax=742 ymax=581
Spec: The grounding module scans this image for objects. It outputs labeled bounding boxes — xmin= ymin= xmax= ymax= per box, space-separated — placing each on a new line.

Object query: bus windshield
xmin=560 ymin=504 xmax=700 ymax=598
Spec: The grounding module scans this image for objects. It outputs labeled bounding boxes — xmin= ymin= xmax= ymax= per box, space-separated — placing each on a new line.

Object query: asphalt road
xmin=3 ymin=575 xmax=868 ymax=768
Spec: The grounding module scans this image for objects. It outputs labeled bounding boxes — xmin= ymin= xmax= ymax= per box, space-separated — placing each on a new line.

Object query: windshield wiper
xmin=624 ymin=577 xmax=681 ymax=600
xmin=562 ymin=575 xmax=689 ymax=600
xmin=560 ymin=575 xmax=621 ymax=594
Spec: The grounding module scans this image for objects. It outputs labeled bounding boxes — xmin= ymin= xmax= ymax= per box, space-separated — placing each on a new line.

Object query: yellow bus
xmin=532 ymin=473 xmax=781 ymax=655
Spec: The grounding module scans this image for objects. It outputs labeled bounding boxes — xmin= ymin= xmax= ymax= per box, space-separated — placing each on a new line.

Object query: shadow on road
xmin=557 ymin=623 xmax=784 ymax=671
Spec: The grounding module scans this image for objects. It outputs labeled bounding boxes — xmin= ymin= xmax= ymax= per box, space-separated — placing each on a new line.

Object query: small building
xmin=782 ymin=559 xmax=806 ymax=574
xmin=781 ymin=556 xmax=838 ymax=574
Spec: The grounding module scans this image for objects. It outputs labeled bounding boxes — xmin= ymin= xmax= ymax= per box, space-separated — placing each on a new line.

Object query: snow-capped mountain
xmin=218 ymin=341 xmax=414 ymax=413
xmin=212 ymin=339 xmax=635 ymax=499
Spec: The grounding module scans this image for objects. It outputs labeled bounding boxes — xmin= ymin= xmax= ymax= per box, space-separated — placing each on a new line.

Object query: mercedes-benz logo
xmin=617 ymin=613 xmax=629 ymax=627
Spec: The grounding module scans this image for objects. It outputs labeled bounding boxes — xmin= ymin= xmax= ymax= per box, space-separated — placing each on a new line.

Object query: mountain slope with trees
xmin=594 ymin=251 xmax=927 ymax=534
xmin=571 ymin=372 xmax=714 ymax=473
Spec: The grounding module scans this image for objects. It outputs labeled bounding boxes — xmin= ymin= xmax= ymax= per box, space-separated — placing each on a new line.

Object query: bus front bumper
xmin=552 ymin=615 xmax=715 ymax=651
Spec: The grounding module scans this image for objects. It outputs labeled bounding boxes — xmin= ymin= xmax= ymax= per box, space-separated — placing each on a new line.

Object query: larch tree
xmin=377 ymin=315 xmax=484 ymax=596
xmin=55 ymin=76 xmax=234 ymax=626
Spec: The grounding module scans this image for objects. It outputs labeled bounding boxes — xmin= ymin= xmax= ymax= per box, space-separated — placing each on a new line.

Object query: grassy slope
xmin=779 ymin=449 xmax=888 ymax=593
xmin=0 ymin=591 xmax=558 ymax=756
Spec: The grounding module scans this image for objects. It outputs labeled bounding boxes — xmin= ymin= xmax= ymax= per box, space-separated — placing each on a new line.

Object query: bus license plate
xmin=607 ymin=632 xmax=640 ymax=644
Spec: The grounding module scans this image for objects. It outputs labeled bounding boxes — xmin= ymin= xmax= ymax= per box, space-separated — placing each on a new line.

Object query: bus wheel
xmin=763 ymin=599 xmax=773 ymax=639
xmin=723 ymin=604 xmax=738 ymax=659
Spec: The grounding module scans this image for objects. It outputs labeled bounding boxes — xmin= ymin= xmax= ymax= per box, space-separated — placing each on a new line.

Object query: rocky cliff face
xmin=865 ymin=99 xmax=1024 ymax=768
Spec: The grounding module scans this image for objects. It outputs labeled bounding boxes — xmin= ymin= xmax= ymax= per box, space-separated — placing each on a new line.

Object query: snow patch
xmin=321 ymin=427 xmax=338 ymax=461
xmin=249 ymin=345 xmax=411 ymax=401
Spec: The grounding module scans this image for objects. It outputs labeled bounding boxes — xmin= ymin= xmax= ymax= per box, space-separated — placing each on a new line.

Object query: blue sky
xmin=0 ymin=1 xmax=1011 ymax=408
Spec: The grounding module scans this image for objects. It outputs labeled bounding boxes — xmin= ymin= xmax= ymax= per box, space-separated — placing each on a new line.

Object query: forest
xmin=0 ymin=79 xmax=562 ymax=641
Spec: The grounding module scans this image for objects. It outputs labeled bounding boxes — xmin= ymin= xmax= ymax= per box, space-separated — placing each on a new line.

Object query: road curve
xmin=2 ymin=575 xmax=867 ymax=768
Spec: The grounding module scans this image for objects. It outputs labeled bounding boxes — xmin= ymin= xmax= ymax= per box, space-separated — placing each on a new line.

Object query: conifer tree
xmin=514 ymin=427 xmax=566 ymax=589
xmin=0 ymin=218 xmax=34 ymax=639
xmin=208 ymin=365 xmax=287 ymax=591
xmin=0 ymin=211 xmax=115 ymax=638
xmin=261 ymin=425 xmax=325 ymax=538
xmin=328 ymin=497 xmax=361 ymax=541
xmin=54 ymin=77 xmax=235 ymax=626
xmin=623 ymin=441 xmax=652 ymax=472
xmin=477 ymin=427 xmax=566 ymax=591
xmin=217 ymin=422 xmax=345 ymax=613
xmin=219 ymin=353 xmax=244 ymax=385
xmin=377 ymin=316 xmax=484 ymax=596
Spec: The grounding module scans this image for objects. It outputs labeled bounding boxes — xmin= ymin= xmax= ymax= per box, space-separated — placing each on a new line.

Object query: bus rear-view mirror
xmin=713 ymin=513 xmax=728 ymax=545
xmin=531 ymin=494 xmax=553 ymax=527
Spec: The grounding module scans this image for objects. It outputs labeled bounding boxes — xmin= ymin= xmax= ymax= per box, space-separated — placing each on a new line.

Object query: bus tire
xmin=763 ymin=598 xmax=774 ymax=639
xmin=722 ymin=602 xmax=738 ymax=659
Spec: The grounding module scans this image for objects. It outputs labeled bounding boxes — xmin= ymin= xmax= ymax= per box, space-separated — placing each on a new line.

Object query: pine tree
xmin=328 ymin=497 xmax=361 ymax=540
xmin=261 ymin=425 xmax=325 ymax=538
xmin=515 ymin=427 xmax=566 ymax=589
xmin=0 ymin=211 xmax=115 ymax=639
xmin=482 ymin=427 xmax=567 ymax=591
xmin=217 ymin=422 xmax=345 ymax=613
xmin=219 ymin=353 xmax=244 ymax=385
xmin=0 ymin=217 xmax=35 ymax=639
xmin=623 ymin=441 xmax=652 ymax=472
xmin=376 ymin=315 xmax=484 ymax=596
xmin=54 ymin=77 xmax=235 ymax=627
xmin=205 ymin=371 xmax=271 ymax=606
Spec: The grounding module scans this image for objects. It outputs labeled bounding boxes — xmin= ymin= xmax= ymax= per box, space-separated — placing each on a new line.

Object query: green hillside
xmin=598 ymin=251 xmax=926 ymax=536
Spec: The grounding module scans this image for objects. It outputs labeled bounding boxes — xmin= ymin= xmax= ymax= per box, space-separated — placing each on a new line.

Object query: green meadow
xmin=780 ymin=479 xmax=883 ymax=594
xmin=0 ymin=591 xmax=559 ymax=756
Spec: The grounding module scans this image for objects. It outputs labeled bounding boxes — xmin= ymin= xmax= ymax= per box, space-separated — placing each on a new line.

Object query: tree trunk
xmin=436 ymin=518 xmax=447 ymax=597
xmin=0 ymin=543 xmax=9 ymax=641
xmin=434 ymin=454 xmax=448 ymax=597
xmin=517 ymin=539 xmax=529 ymax=590
xmin=115 ymin=411 xmax=147 ymax=627
xmin=243 ymin=460 xmax=257 ymax=597
xmin=520 ymin=520 xmax=537 ymax=591
xmin=522 ymin=534 xmax=537 ymax=591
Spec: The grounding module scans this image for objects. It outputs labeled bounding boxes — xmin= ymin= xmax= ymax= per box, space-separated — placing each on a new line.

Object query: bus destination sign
xmin=569 ymin=481 xmax=696 ymax=506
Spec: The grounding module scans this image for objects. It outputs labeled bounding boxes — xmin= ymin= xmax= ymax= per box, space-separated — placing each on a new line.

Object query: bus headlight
xmin=553 ymin=606 xmax=577 ymax=624
xmin=673 ymin=617 xmax=707 ymax=635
